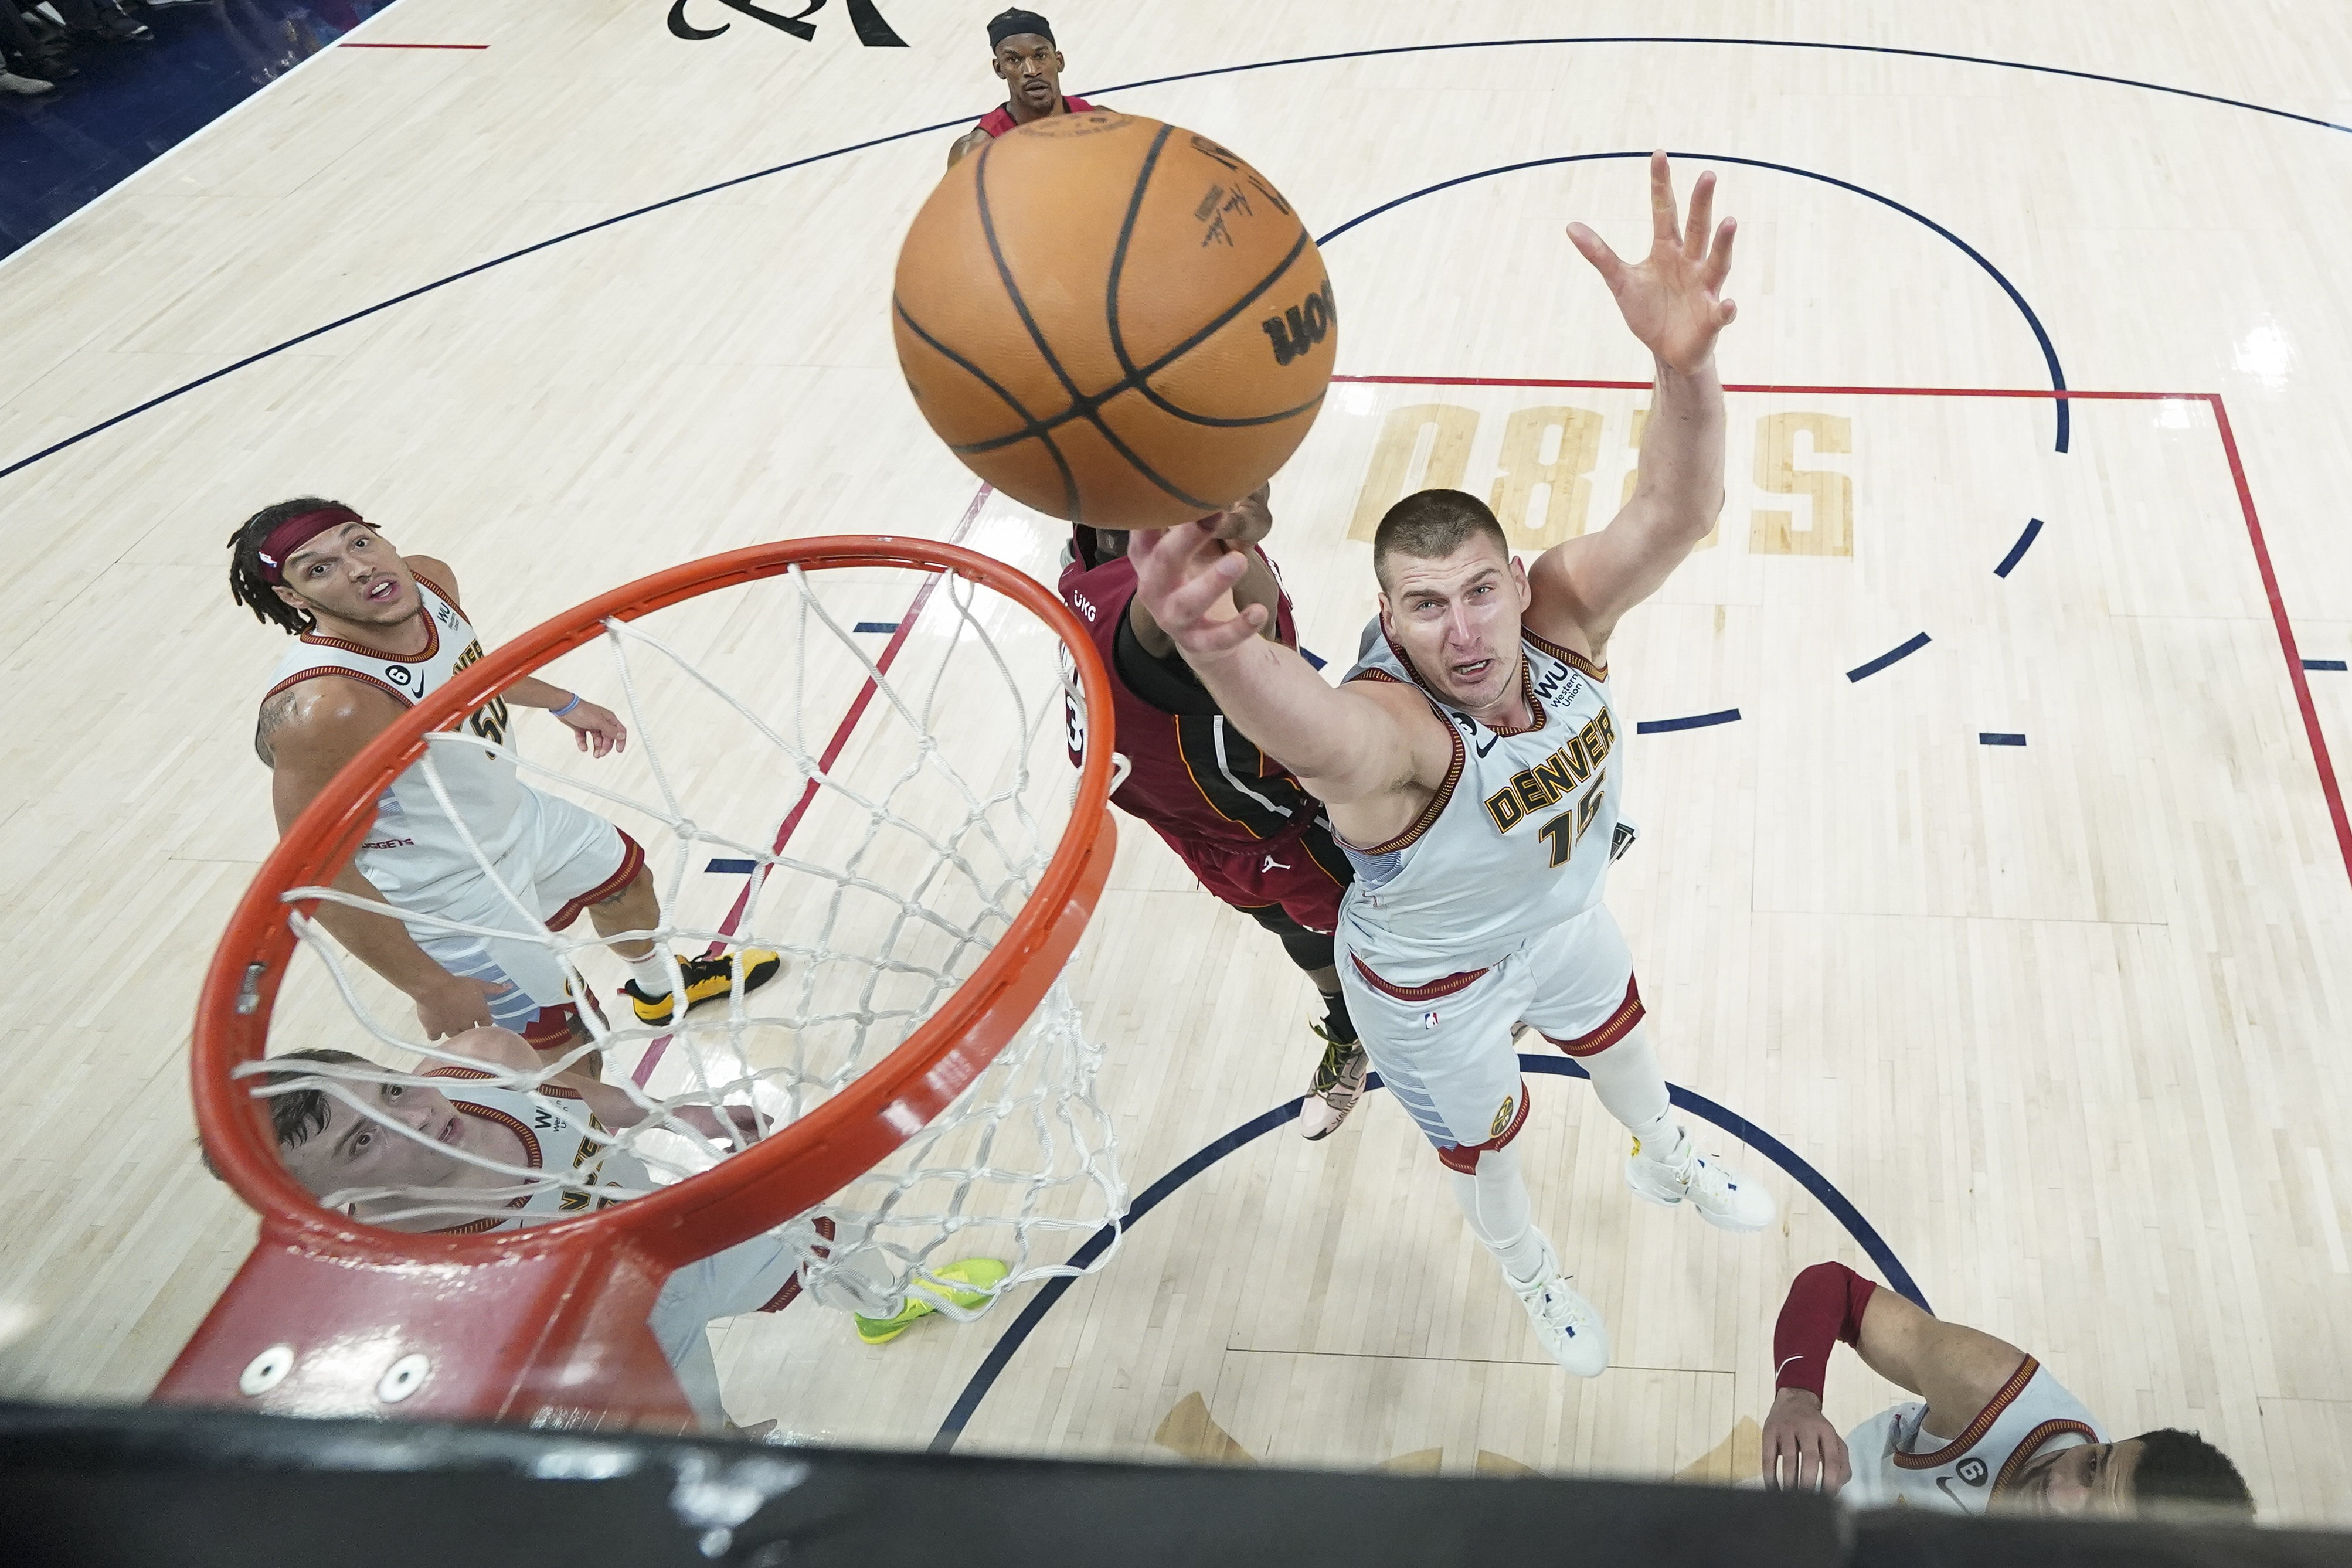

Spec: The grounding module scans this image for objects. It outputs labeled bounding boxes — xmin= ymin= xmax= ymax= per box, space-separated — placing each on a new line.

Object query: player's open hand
xmin=557 ymin=696 xmax=627 ymax=758
xmin=676 ymin=1102 xmax=763 ymax=1151
xmin=1567 ymin=152 xmax=1737 ymax=376
xmin=1129 ymin=518 xmax=1272 ymax=661
xmin=1762 ymin=1387 xmax=1852 ymax=1494
xmin=413 ymin=974 xmax=502 ymax=1040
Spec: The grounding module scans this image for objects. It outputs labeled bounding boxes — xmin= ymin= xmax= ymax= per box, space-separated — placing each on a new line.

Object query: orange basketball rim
xmin=158 ymin=536 xmax=1119 ymax=1431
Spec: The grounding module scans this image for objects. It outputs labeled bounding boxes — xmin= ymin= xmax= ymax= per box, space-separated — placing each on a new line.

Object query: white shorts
xmin=1340 ymin=902 xmax=1644 ymax=1171
xmin=393 ymin=787 xmax=643 ymax=1047
xmin=648 ymin=1233 xmax=804 ymax=1428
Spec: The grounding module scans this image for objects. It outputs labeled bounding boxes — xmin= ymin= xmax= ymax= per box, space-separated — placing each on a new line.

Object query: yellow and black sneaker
xmin=623 ymin=948 xmax=782 ymax=1025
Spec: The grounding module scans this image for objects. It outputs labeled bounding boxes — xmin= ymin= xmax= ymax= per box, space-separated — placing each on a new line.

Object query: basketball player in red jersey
xmin=1762 ymin=1261 xmax=2252 ymax=1518
xmin=229 ymin=501 xmax=777 ymax=1069
xmin=946 ymin=9 xmax=1096 ymax=168
xmin=1061 ymin=486 xmax=1369 ymax=1138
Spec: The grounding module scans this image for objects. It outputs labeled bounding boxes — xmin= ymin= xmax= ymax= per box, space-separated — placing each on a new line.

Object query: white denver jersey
xmin=1335 ymin=619 xmax=1622 ymax=982
xmin=264 ymin=574 xmax=525 ymax=904
xmin=416 ymin=1066 xmax=648 ymax=1234
xmin=1841 ymin=1356 xmax=2104 ymax=1513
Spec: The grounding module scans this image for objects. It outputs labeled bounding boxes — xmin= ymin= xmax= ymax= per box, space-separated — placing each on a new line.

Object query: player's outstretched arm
xmin=441 ymin=1026 xmax=760 ymax=1149
xmin=1130 ymin=521 xmax=1435 ymax=814
xmin=1126 ymin=484 xmax=1284 ymax=657
xmin=1527 ymin=152 xmax=1735 ymax=659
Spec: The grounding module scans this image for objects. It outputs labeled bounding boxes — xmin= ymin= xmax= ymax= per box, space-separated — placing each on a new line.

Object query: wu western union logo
xmin=1484 ymin=712 xmax=1617 ymax=834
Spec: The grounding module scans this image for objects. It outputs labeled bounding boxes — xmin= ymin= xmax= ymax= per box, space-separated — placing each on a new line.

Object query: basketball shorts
xmin=392 ymin=786 xmax=644 ymax=1050
xmin=1338 ymin=902 xmax=1645 ymax=1172
xmin=648 ymin=1231 xmax=805 ymax=1428
xmin=1163 ymin=819 xmax=1352 ymax=934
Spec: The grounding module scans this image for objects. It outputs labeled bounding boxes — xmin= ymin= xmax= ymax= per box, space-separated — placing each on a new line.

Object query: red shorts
xmin=1159 ymin=821 xmax=1351 ymax=934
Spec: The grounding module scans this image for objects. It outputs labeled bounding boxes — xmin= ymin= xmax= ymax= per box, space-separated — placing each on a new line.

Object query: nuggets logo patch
xmin=1490 ymin=1096 xmax=1515 ymax=1137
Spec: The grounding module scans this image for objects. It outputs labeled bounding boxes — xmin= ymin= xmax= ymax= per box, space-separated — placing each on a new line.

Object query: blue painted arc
xmin=1316 ymin=151 xmax=2069 ymax=455
xmin=13 ymin=32 xmax=2340 ymax=478
xmin=929 ymin=1053 xmax=1926 ymax=1453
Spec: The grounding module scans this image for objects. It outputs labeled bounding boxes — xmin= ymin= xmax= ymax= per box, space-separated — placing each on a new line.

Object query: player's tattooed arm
xmin=1527 ymin=152 xmax=1735 ymax=661
xmin=267 ymin=679 xmax=499 ymax=1038
xmin=253 ymin=690 xmax=303 ymax=766
xmin=1127 ymin=484 xmax=1283 ymax=657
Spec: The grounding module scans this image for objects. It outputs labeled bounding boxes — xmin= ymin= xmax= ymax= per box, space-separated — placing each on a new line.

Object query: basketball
xmin=892 ymin=111 xmax=1338 ymax=529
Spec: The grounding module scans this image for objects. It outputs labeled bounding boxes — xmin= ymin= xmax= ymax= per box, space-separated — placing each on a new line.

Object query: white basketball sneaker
xmin=1624 ymin=1133 xmax=1776 ymax=1233
xmin=1506 ymin=1237 xmax=1610 ymax=1378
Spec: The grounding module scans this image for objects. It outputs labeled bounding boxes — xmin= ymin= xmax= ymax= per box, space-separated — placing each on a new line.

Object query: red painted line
xmin=631 ymin=485 xmax=995 ymax=1089
xmin=2206 ymin=395 xmax=2352 ymax=886
xmin=1338 ymin=372 xmax=2352 ymax=890
xmin=337 ymin=42 xmax=490 ymax=50
xmin=1333 ymin=374 xmax=2196 ymax=401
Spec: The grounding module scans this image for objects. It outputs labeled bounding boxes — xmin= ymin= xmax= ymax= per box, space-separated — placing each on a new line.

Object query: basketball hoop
xmin=161 ymin=536 xmax=1122 ymax=1430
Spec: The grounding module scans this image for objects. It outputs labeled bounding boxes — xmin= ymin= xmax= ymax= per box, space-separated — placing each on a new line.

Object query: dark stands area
xmin=0 ymin=0 xmax=397 ymax=257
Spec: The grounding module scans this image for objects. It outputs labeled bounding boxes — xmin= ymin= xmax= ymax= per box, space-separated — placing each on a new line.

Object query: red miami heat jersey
xmin=1059 ymin=540 xmax=1319 ymax=849
xmin=977 ymin=95 xmax=1097 ymax=138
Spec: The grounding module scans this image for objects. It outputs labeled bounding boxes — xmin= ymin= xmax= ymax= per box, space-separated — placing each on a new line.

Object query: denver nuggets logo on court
xmin=1490 ymin=1095 xmax=1515 ymax=1137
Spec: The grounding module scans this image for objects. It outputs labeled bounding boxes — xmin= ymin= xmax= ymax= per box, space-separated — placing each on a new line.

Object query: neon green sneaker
xmin=853 ymin=1258 xmax=1010 ymax=1345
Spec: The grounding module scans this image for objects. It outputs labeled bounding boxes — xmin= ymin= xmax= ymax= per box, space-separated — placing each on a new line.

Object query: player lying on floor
xmin=1762 ymin=1260 xmax=2253 ymax=1518
xmin=242 ymin=1027 xmax=1002 ymax=1426
xmin=1061 ymin=484 xmax=1370 ymax=1140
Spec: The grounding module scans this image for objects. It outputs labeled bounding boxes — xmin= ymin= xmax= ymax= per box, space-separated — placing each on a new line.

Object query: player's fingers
xmin=1565 ymin=222 xmax=1626 ymax=288
xmin=1717 ymin=297 xmax=1738 ymax=328
xmin=1762 ymin=1433 xmax=1792 ymax=1489
xmin=1683 ymin=169 xmax=1715 ymax=258
xmin=1827 ymin=1438 xmax=1852 ymax=1492
xmin=1703 ymin=216 xmax=1738 ymax=290
xmin=1649 ymin=149 xmax=1678 ymax=250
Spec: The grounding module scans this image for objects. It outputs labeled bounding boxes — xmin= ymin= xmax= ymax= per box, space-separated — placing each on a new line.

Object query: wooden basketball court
xmin=3 ymin=0 xmax=2349 ymax=1526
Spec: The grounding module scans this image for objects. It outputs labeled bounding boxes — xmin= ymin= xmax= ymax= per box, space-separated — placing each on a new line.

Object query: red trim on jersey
xmin=408 ymin=570 xmax=461 ymax=618
xmin=1338 ymin=673 xmax=1464 ymax=854
xmin=1891 ymin=1355 xmax=2040 ymax=1469
xmin=977 ymin=94 xmax=1096 ymax=137
xmin=1524 ymin=626 xmax=1607 ymax=681
xmin=1436 ymin=1077 xmax=1531 ymax=1172
xmin=519 ymin=1004 xmax=583 ymax=1054
xmin=263 ymin=665 xmax=414 ymax=709
xmin=1350 ymin=952 xmax=1488 ymax=1002
xmin=1538 ymin=974 xmax=1644 ymax=1057
xmin=545 ymin=831 xmax=646 ymax=933
xmin=298 ymin=606 xmax=441 ymax=665
xmin=1483 ymin=657 xmax=1547 ymax=737
xmin=1991 ymin=1419 xmax=2102 ymax=1498
xmin=421 ymin=1096 xmax=541 ymax=1234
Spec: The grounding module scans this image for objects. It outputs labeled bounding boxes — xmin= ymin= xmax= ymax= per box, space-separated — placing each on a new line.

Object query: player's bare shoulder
xmin=254 ymin=673 xmax=404 ymax=768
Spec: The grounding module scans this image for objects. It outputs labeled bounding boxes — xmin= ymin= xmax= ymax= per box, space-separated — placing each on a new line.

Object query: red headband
xmin=253 ymin=505 xmax=366 ymax=583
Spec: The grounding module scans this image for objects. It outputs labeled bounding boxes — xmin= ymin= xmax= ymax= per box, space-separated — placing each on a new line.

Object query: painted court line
xmin=337 ymin=43 xmax=489 ymax=50
xmin=1637 ymin=709 xmax=1741 ymax=734
xmin=1980 ymin=733 xmax=2028 ymax=747
xmin=930 ymin=1055 xmax=1928 ymax=1453
xmin=1994 ymin=517 xmax=2045 ymax=577
xmin=1334 ymin=376 xmax=2352 ymax=890
xmin=1847 ymin=632 xmax=1933 ymax=683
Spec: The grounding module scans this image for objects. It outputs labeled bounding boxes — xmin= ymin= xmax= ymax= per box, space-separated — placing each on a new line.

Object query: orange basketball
xmin=892 ymin=111 xmax=1337 ymax=529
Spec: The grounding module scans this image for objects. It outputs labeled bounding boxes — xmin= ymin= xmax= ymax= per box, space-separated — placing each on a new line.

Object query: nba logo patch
xmin=1422 ymin=1011 xmax=1439 ymax=1029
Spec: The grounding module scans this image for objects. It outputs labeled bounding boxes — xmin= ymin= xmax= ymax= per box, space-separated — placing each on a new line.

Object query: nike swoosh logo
xmin=1474 ymin=732 xmax=1499 ymax=757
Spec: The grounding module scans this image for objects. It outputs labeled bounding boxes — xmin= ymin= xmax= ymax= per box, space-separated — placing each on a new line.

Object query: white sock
xmin=1447 ymin=1145 xmax=1551 ymax=1286
xmin=624 ymin=951 xmax=676 ymax=998
xmin=1580 ymin=1022 xmax=1685 ymax=1162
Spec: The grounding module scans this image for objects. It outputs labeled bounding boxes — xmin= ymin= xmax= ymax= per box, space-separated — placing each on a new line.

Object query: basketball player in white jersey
xmin=253 ymin=1031 xmax=1005 ymax=1421
xmin=229 ymin=500 xmax=778 ymax=1068
xmin=1131 ymin=154 xmax=1772 ymax=1376
xmin=1761 ymin=1261 xmax=2254 ymax=1518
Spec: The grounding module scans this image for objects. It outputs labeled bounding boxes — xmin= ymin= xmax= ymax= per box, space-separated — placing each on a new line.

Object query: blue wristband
xmin=550 ymin=692 xmax=582 ymax=718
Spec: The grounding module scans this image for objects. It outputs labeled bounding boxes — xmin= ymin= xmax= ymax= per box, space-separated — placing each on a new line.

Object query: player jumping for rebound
xmin=1762 ymin=1261 xmax=2254 ymax=1517
xmin=1062 ymin=486 xmax=1368 ymax=1138
xmin=230 ymin=500 xmax=778 ymax=1067
xmin=1131 ymin=154 xmax=1771 ymax=1376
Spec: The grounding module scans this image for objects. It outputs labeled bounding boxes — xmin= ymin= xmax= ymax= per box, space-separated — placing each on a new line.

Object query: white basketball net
xmin=236 ymin=557 xmax=1124 ymax=1324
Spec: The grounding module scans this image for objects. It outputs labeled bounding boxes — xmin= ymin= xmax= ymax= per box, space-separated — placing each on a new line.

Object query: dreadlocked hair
xmin=227 ymin=496 xmax=363 ymax=635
